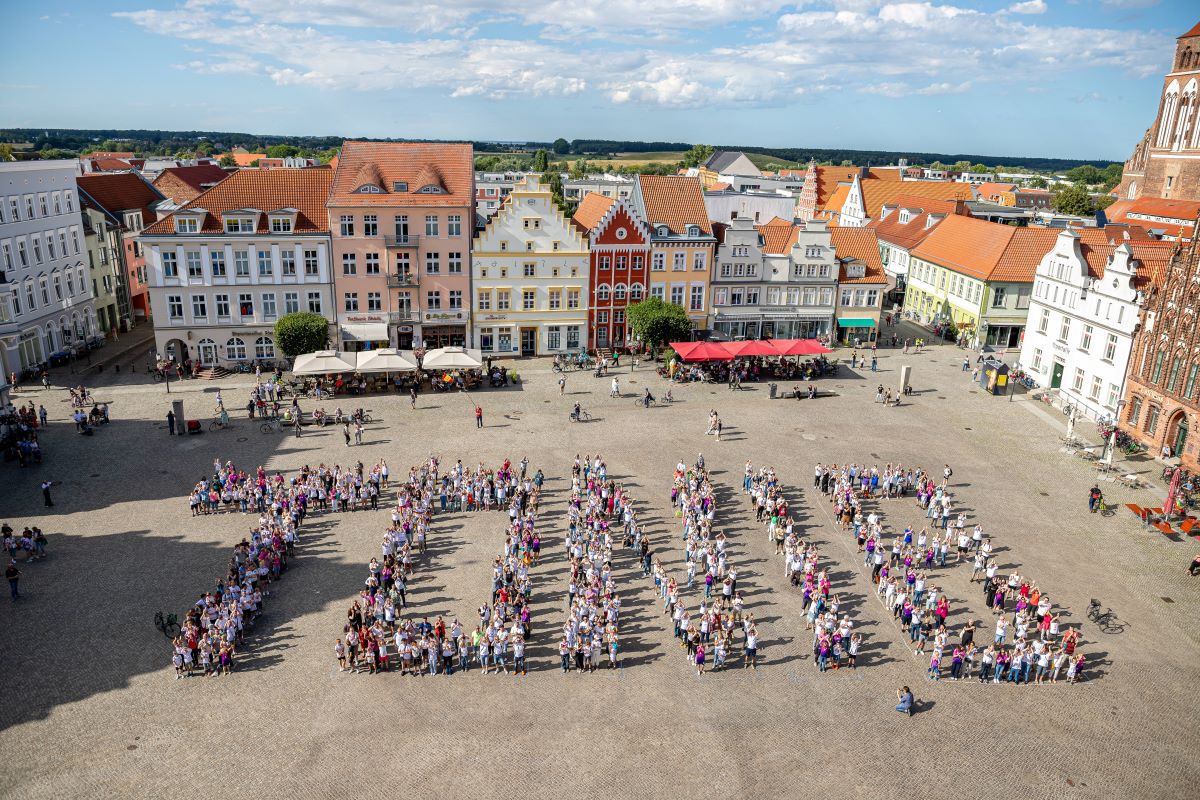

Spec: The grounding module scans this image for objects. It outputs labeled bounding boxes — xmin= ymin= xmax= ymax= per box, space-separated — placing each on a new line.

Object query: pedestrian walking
xmin=343 ymin=422 xmax=351 ymax=446
xmin=38 ymin=405 xmax=47 ymax=428
xmin=354 ymin=421 xmax=364 ymax=445
xmin=167 ymin=409 xmax=176 ymax=435
xmin=294 ymin=415 xmax=303 ymax=437
xmin=6 ymin=561 xmax=20 ymax=600
xmin=410 ymin=387 xmax=417 ymax=410
xmin=870 ymin=356 xmax=878 ymax=372
xmin=558 ymin=375 xmax=566 ymax=396
xmin=41 ymin=480 xmax=54 ymax=507
xmin=475 ymin=405 xmax=483 ymax=428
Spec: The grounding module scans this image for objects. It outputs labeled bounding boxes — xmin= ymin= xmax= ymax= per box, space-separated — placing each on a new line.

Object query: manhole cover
xmin=237 ymin=437 xmax=248 ymax=442
xmin=1162 ymin=596 xmax=1175 ymax=603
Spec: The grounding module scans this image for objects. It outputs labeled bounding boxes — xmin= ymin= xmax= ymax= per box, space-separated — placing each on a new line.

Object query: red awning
xmin=669 ymin=339 xmax=829 ymax=361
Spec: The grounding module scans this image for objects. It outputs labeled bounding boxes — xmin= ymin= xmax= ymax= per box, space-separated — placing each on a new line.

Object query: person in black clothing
xmin=6 ymin=561 xmax=20 ymax=600
xmin=960 ymin=619 xmax=977 ymax=650
xmin=1189 ymin=554 xmax=1200 ymax=576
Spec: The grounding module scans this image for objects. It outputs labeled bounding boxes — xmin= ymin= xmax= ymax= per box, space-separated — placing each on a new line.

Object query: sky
xmin=1 ymin=0 xmax=1196 ymax=161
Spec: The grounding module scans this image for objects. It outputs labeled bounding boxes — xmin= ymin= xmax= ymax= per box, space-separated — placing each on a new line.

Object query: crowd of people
xmin=747 ymin=463 xmax=864 ymax=671
xmin=665 ymin=455 xmax=759 ymax=674
xmin=3 ymin=400 xmax=45 ymax=465
xmin=171 ymin=457 xmax=309 ymax=678
xmin=336 ymin=456 xmax=543 ymax=676
xmin=188 ymin=458 xmax=390 ymax=515
xmin=815 ymin=461 xmax=1087 ymax=685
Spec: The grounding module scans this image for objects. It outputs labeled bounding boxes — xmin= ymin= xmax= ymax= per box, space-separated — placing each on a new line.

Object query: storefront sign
xmin=482 ymin=314 xmax=508 ymax=321
xmin=343 ymin=314 xmax=385 ymax=323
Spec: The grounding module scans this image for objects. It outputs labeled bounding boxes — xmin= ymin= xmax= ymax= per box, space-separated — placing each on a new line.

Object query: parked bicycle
xmin=1086 ymin=599 xmax=1126 ymax=634
xmin=260 ymin=418 xmax=282 ymax=434
xmin=568 ymin=408 xmax=592 ymax=422
xmin=154 ymin=610 xmax=180 ymax=639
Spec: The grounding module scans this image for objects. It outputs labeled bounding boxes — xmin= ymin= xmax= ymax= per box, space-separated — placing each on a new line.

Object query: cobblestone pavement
xmin=1 ymin=321 xmax=1197 ymax=799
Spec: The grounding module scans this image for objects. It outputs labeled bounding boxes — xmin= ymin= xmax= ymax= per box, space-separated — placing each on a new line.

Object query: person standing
xmin=354 ymin=421 xmax=364 ymax=445
xmin=410 ymin=387 xmax=418 ymax=410
xmin=41 ymin=480 xmax=54 ymax=507
xmin=6 ymin=561 xmax=20 ymax=600
xmin=343 ymin=422 xmax=351 ymax=446
xmin=167 ymin=409 xmax=176 ymax=436
xmin=475 ymin=405 xmax=483 ymax=429
xmin=558 ymin=375 xmax=566 ymax=396
xmin=294 ymin=415 xmax=303 ymax=438
xmin=38 ymin=405 xmax=47 ymax=428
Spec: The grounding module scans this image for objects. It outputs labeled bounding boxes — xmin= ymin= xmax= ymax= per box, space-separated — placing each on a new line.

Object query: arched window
xmin=630 ymin=284 xmax=645 ymax=301
xmin=255 ymin=336 xmax=275 ymax=359
xmin=226 ymin=337 xmax=247 ymax=360
xmin=1158 ymin=80 xmax=1181 ymax=148
xmin=597 ymin=284 xmax=610 ymax=301
xmin=1127 ymin=182 xmax=1137 ymax=200
xmin=613 ymin=284 xmax=627 ymax=300
xmin=45 ymin=323 xmax=56 ymax=352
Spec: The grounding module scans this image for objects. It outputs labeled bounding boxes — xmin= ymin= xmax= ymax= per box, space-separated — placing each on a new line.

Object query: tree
xmin=274 ymin=312 xmax=329 ymax=359
xmin=1052 ymin=182 xmax=1095 ymax=217
xmin=840 ymin=159 xmax=854 ymax=167
xmin=265 ymin=144 xmax=301 ymax=159
xmin=627 ymin=298 xmax=693 ymax=354
xmin=219 ymin=154 xmax=236 ymax=167
xmin=0 ymin=143 xmax=13 ymax=162
xmin=569 ymin=158 xmax=591 ymax=179
xmin=930 ymin=161 xmax=945 ymax=170
xmin=249 ymin=159 xmax=261 ymax=168
xmin=1095 ymin=194 xmax=1116 ymax=212
xmin=532 ymin=149 xmax=549 ymax=172
xmin=1027 ymin=176 xmax=1048 ymax=189
xmin=552 ymin=138 xmax=570 ymax=155
xmin=1100 ymin=163 xmax=1123 ymax=192
xmin=952 ymin=160 xmax=972 ymax=171
xmin=681 ymin=144 xmax=715 ymax=168
xmin=195 ymin=141 xmax=214 ymax=156
xmin=1065 ymin=164 xmax=1102 ymax=185
xmin=542 ymin=170 xmax=570 ymax=215
xmin=970 ymin=163 xmax=989 ymax=173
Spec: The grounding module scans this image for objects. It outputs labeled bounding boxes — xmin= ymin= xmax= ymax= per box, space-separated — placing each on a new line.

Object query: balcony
xmin=384 ymin=234 xmax=420 ymax=248
xmin=386 ymin=272 xmax=418 ymax=287
xmin=389 ymin=310 xmax=419 ymax=323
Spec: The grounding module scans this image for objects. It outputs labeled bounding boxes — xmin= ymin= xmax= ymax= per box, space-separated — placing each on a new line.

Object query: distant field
xmin=609 ymin=151 xmax=688 ymax=163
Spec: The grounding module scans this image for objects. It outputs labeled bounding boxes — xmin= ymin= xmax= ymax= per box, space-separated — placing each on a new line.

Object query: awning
xmin=837 ymin=318 xmax=877 ymax=328
xmin=340 ymin=322 xmax=389 ymax=342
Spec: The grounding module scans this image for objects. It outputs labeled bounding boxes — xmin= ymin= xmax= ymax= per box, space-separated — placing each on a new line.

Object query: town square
xmin=1 ymin=323 xmax=1197 ymax=798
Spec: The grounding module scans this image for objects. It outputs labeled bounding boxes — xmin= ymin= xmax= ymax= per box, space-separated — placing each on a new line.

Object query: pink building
xmin=327 ymin=141 xmax=474 ymax=349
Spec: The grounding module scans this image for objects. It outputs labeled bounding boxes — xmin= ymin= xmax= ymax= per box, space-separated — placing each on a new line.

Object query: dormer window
xmin=846 ymin=263 xmax=865 ymax=279
xmin=270 ymin=217 xmax=293 ymax=233
xmin=898 ymin=211 xmax=911 ymax=224
xmin=656 ymin=225 xmax=669 ymax=237
xmin=418 ymin=184 xmax=445 ymax=194
xmin=393 ymin=182 xmax=408 ymax=192
xmin=175 ymin=217 xmax=198 ymax=234
xmin=225 ymin=217 xmax=255 ymax=233
xmin=354 ymin=184 xmax=383 ymax=194
xmin=687 ymin=225 xmax=700 ymax=236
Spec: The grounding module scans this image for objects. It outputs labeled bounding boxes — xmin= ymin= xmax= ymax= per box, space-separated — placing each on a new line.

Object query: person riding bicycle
xmin=642 ymin=387 xmax=654 ymax=408
xmin=218 ymin=407 xmax=231 ymax=427
xmin=1088 ymin=485 xmax=1102 ymax=513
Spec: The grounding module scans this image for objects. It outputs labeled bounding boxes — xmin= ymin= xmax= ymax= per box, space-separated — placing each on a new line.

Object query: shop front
xmin=984 ymin=323 xmax=1023 ymax=349
xmin=712 ymin=313 xmax=832 ymax=341
xmin=837 ymin=317 xmax=877 ymax=345
xmin=340 ymin=316 xmax=390 ymax=353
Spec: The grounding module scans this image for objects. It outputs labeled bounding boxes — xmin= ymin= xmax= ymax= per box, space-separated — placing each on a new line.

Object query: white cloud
xmin=1006 ymin=0 xmax=1046 ymax=14
xmin=117 ymin=0 xmax=1175 ymax=110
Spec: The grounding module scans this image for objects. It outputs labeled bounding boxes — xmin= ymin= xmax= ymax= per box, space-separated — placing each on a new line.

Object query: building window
xmin=1146 ymin=404 xmax=1160 ymax=436
xmin=632 ymin=255 xmax=644 ymax=270
xmin=840 ymin=289 xmax=852 ymax=306
xmin=650 ymin=285 xmax=665 ymax=300
xmin=285 ymin=292 xmax=299 ymax=314
xmin=304 ymin=249 xmax=319 ymax=276
xmin=1057 ymin=317 xmax=1070 ymax=343
xmin=477 ymin=290 xmax=491 ymax=310
xmin=235 ymin=250 xmax=250 ymax=276
xmin=226 ymin=337 xmax=247 ymax=360
xmin=257 ymin=251 xmax=273 ymax=276
xmin=427 ymin=290 xmax=442 ymax=310
xmin=191 ymin=295 xmax=207 ymax=319
xmin=567 ymin=289 xmax=580 ymax=309
xmin=1185 ymin=364 xmax=1200 ymax=400
xmin=614 ymin=285 xmax=627 ymax=301
xmin=345 ymin=292 xmax=359 ymax=312
xmin=693 ymin=251 xmax=706 ymax=271
xmin=599 ymin=255 xmax=611 ymax=270
xmin=448 ymin=290 xmax=462 ymax=310
xmin=480 ymin=328 xmax=494 ymax=351
xmin=425 ymin=215 xmax=439 ymax=236
xmin=448 ymin=252 xmax=462 ymax=273
xmin=630 ymin=284 xmax=644 ymax=301
xmin=497 ymin=290 xmax=510 ymax=310
xmin=306 ymin=292 xmax=322 ymax=313
xmin=1080 ymin=324 xmax=1093 ymax=353
xmin=1128 ymin=395 xmax=1142 ymax=425
xmin=426 ymin=252 xmax=440 ymax=273
xmin=1166 ymin=355 xmax=1182 ymax=393
xmin=210 ymin=251 xmax=227 ymax=277
xmin=271 ymin=217 xmax=292 ymax=233
xmin=1071 ymin=367 xmax=1084 ymax=392
xmin=1032 ymin=348 xmax=1043 ymax=371
xmin=342 ymin=253 xmax=357 ymax=275
xmin=262 ymin=293 xmax=277 ymax=319
xmin=186 ymin=251 xmax=203 ymax=278
xmin=652 ymin=252 xmax=665 ymax=271
xmin=1151 ymin=350 xmax=1166 ymax=384
xmin=340 ymin=215 xmax=354 ymax=236
xmin=1088 ymin=375 xmax=1102 ymax=402
xmin=547 ymin=326 xmax=561 ymax=350
xmin=1106 ymin=383 xmax=1120 ymax=409
xmin=176 ymin=218 xmax=198 ymax=234
xmin=255 ymin=336 xmax=275 ymax=359
xmin=225 ymin=217 xmax=254 ymax=234
xmin=522 ymin=290 xmax=536 ymax=310
xmin=238 ymin=293 xmax=253 ymax=317
xmin=215 ymin=294 xmax=230 ymax=319
xmin=548 ymin=289 xmax=562 ymax=309
xmin=690 ymin=285 xmax=704 ymax=311
xmin=567 ymin=325 xmax=581 ymax=349
xmin=597 ymin=285 xmax=610 ymax=301
xmin=672 ymin=252 xmax=686 ymax=271
xmin=363 ymin=215 xmax=377 ymax=236
xmin=524 ymin=262 xmax=536 ymax=277
xmin=162 ymin=252 xmax=178 ymax=277
xmin=670 ymin=285 xmax=685 ymax=306
xmin=167 ymin=295 xmax=183 ymax=320
xmin=281 ymin=250 xmax=296 ymax=275
xmin=448 ymin=215 xmax=462 ymax=237
xmin=597 ymin=311 xmax=609 ymax=324
xmin=367 ymin=291 xmax=381 ymax=311
xmin=1103 ymin=333 xmax=1117 ymax=363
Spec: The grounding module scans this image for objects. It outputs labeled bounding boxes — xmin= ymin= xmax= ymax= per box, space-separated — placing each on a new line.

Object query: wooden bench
xmin=1125 ymin=503 xmax=1146 ymax=521
xmin=1153 ymin=521 xmax=1175 ymax=535
xmin=1179 ymin=517 xmax=1198 ymax=535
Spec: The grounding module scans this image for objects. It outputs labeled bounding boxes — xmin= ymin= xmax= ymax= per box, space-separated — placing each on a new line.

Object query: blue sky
xmin=1 ymin=1 xmax=1195 ymax=161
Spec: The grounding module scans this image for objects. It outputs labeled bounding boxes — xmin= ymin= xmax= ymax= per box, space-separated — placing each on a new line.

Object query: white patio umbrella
xmin=355 ymin=348 xmax=418 ymax=373
xmin=291 ymin=350 xmax=357 ymax=375
xmin=421 ymin=346 xmax=483 ymax=369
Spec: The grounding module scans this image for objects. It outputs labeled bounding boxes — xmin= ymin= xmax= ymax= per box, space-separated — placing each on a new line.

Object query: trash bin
xmin=769 ymin=383 xmax=777 ymax=399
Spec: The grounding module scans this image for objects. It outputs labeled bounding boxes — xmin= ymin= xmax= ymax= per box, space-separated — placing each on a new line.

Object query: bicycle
xmin=260 ymin=419 xmax=282 ymax=434
xmin=1097 ymin=498 xmax=1116 ymax=517
xmin=154 ymin=610 xmax=180 ymax=639
xmin=1086 ymin=599 xmax=1127 ymax=634
xmin=568 ymin=409 xmax=592 ymax=423
xmin=633 ymin=397 xmax=658 ymax=408
xmin=208 ymin=417 xmax=234 ymax=432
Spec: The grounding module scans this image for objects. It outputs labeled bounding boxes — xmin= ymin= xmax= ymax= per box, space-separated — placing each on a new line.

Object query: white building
xmin=704 ymin=189 xmax=796 ymax=226
xmin=1018 ymin=229 xmax=1175 ymax=420
xmin=471 ymin=177 xmax=589 ymax=356
xmin=0 ymin=161 xmax=97 ymax=384
xmin=138 ymin=169 xmax=336 ymax=368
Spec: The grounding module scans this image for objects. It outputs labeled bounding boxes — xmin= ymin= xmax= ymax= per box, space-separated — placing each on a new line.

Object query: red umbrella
xmin=1166 ymin=466 xmax=1182 ymax=521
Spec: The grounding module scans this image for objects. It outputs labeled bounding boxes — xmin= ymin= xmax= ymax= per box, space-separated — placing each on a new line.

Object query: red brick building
xmin=1116 ymin=22 xmax=1200 ymax=202
xmin=572 ymin=193 xmax=651 ymax=351
xmin=1121 ymin=221 xmax=1200 ymax=470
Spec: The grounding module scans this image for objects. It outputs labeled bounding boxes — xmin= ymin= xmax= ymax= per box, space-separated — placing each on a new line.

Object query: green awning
xmin=837 ymin=318 xmax=877 ymax=328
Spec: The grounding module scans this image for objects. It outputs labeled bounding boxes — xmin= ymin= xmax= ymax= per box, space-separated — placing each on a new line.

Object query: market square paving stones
xmin=1 ymin=325 xmax=1198 ymax=799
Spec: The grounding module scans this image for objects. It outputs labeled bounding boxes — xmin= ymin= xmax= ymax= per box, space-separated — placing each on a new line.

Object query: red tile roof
xmin=636 ymin=175 xmax=712 ymax=235
xmin=86 ymin=151 xmax=135 ymax=159
xmin=216 ymin=153 xmax=267 ymax=167
xmin=831 ymin=228 xmax=887 ymax=284
xmin=815 ymin=166 xmax=902 ymax=206
xmin=329 ymin=141 xmax=473 ymax=207
xmin=991 ymin=228 xmax=1062 ymax=282
xmin=1105 ymin=196 xmax=1200 ymax=223
xmin=571 ymin=192 xmax=616 ymax=233
xmin=143 ymin=169 xmax=335 ymax=235
xmin=89 ymin=158 xmax=134 ymax=172
xmin=912 ymin=215 xmax=1022 ymax=281
xmin=974 ymin=181 xmax=1017 ymax=200
xmin=755 ymin=216 xmax=798 ymax=254
xmin=153 ymin=164 xmax=231 ymax=193
xmin=868 ymin=203 xmax=957 ymax=251
xmin=1080 ymin=239 xmax=1176 ymax=286
xmin=76 ymin=172 xmax=164 ymax=229
xmin=1181 ymin=21 xmax=1200 ymax=38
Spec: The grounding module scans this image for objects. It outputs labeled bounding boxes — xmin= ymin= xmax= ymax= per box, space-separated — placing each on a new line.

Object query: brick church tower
xmin=1115 ymin=22 xmax=1200 ymax=202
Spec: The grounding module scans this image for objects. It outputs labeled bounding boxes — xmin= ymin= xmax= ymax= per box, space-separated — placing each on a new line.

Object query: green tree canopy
xmin=682 ymin=144 xmax=715 ymax=168
xmin=1052 ymin=182 xmax=1096 ymax=217
xmin=552 ymin=138 xmax=570 ymax=154
xmin=1027 ymin=176 xmax=1049 ymax=189
xmin=532 ymin=149 xmax=549 ymax=172
xmin=274 ymin=312 xmax=330 ymax=359
xmin=1064 ymin=164 xmax=1103 ymax=185
xmin=970 ymin=163 xmax=989 ymax=173
xmin=627 ymin=298 xmax=693 ymax=353
xmin=248 ymin=158 xmax=261 ymax=167
xmin=0 ymin=143 xmax=14 ymax=162
xmin=219 ymin=153 xmax=236 ymax=167
xmin=265 ymin=144 xmax=302 ymax=158
xmin=542 ymin=170 xmax=571 ymax=215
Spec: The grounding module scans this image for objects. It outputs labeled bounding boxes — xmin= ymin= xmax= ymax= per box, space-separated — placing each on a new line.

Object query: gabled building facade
xmin=139 ymin=169 xmax=336 ymax=368
xmin=868 ymin=196 xmax=967 ymax=307
xmin=830 ymin=227 xmax=888 ymax=344
xmin=573 ymin=192 xmax=651 ymax=351
xmin=328 ymin=141 xmax=474 ymax=350
xmin=471 ymin=177 xmax=589 ymax=357
xmin=1018 ymin=229 xmax=1173 ymax=420
xmin=631 ymin=175 xmax=716 ymax=332
xmin=79 ymin=199 xmax=127 ymax=333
